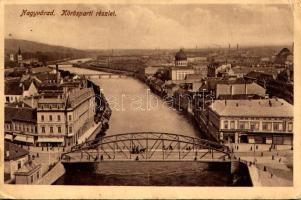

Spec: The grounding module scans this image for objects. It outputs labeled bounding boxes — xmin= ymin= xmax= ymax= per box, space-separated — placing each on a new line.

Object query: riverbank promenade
xmin=229 ymin=143 xmax=293 ymax=186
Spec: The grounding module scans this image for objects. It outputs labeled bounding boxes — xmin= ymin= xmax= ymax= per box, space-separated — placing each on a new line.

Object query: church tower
xmin=9 ymin=53 xmax=14 ymax=61
xmin=17 ymin=47 xmax=22 ymax=63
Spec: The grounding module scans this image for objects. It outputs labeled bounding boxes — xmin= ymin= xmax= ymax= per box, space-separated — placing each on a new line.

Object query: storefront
xmin=36 ymin=137 xmax=64 ymax=147
xmin=13 ymin=134 xmax=34 ymax=145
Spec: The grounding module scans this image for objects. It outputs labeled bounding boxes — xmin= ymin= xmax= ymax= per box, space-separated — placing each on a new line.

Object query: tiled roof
xmin=5 ymin=81 xmax=23 ymax=95
xmin=15 ymin=162 xmax=41 ymax=174
xmin=4 ymin=141 xmax=29 ymax=161
xmin=210 ymin=98 xmax=293 ymax=118
xmin=185 ymin=74 xmax=202 ymax=80
xmin=5 ymin=106 xmax=37 ymax=123
xmin=34 ymin=73 xmax=57 ymax=83
xmin=244 ymin=71 xmax=274 ymax=80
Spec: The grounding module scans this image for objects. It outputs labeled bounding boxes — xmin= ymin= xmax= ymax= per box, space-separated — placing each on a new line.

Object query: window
xmin=50 ymin=127 xmax=53 ymax=133
xmin=69 ymin=115 xmax=72 ymax=121
xmin=250 ymin=122 xmax=259 ymax=131
xmin=41 ymin=115 xmax=44 ymax=122
xmin=6 ymin=97 xmax=9 ymax=102
xmin=18 ymin=161 xmax=21 ymax=169
xmin=58 ymin=126 xmax=61 ymax=133
xmin=57 ymin=115 xmax=61 ymax=121
xmin=288 ymin=122 xmax=293 ymax=132
xmin=49 ymin=115 xmax=52 ymax=122
xmin=223 ymin=121 xmax=228 ymax=129
xmin=230 ymin=121 xmax=235 ymax=129
xmin=26 ymin=127 xmax=29 ymax=132
xmin=37 ymin=171 xmax=40 ymax=179
xmin=69 ymin=126 xmax=72 ymax=133
xmin=262 ymin=122 xmax=272 ymax=131
xmin=273 ymin=123 xmax=279 ymax=131
xmin=41 ymin=127 xmax=45 ymax=133
xmin=239 ymin=121 xmax=248 ymax=129
xmin=31 ymin=175 xmax=33 ymax=183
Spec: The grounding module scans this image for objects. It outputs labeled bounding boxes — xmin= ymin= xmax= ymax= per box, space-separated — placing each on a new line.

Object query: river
xmin=54 ymin=65 xmax=251 ymax=186
xmin=58 ymin=65 xmax=200 ymax=137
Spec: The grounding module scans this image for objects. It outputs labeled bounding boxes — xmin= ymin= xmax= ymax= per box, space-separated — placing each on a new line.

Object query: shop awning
xmin=14 ymin=135 xmax=34 ymax=143
xmin=37 ymin=137 xmax=64 ymax=143
xmin=5 ymin=134 xmax=13 ymax=140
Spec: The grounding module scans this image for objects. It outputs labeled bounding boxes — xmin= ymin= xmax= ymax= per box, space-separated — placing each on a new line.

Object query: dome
xmin=175 ymin=49 xmax=187 ymax=61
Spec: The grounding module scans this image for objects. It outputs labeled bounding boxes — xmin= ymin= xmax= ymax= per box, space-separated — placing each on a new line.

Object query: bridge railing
xmin=64 ymin=132 xmax=230 ymax=158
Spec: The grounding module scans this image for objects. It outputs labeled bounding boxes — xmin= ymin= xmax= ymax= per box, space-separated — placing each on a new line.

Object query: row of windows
xmin=39 ymin=104 xmax=64 ymax=110
xmin=223 ymin=121 xmax=293 ymax=132
xmin=6 ymin=123 xmax=37 ymax=133
xmin=41 ymin=126 xmax=72 ymax=134
xmin=222 ymin=117 xmax=292 ymax=121
xmin=41 ymin=114 xmax=72 ymax=122
xmin=6 ymin=96 xmax=19 ymax=102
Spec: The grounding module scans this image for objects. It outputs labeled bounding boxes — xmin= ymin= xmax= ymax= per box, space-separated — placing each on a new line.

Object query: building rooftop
xmin=15 ymin=161 xmax=41 ymax=175
xmin=175 ymin=49 xmax=187 ymax=61
xmin=5 ymin=80 xmax=23 ymax=95
xmin=210 ymin=98 xmax=293 ymax=118
xmin=185 ymin=74 xmax=202 ymax=80
xmin=4 ymin=141 xmax=29 ymax=161
xmin=5 ymin=106 xmax=37 ymax=123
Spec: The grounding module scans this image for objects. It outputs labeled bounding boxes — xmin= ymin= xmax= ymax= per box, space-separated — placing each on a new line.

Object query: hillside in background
xmin=5 ymin=38 xmax=89 ymax=62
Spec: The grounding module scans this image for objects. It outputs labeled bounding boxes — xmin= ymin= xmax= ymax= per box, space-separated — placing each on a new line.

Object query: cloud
xmin=5 ymin=4 xmax=293 ymax=49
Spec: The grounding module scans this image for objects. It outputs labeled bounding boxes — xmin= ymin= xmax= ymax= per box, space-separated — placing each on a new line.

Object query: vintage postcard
xmin=0 ymin=0 xmax=300 ymax=199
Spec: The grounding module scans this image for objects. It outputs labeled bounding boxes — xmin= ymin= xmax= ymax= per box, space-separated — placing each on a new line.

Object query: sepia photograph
xmin=1 ymin=0 xmax=300 ymax=199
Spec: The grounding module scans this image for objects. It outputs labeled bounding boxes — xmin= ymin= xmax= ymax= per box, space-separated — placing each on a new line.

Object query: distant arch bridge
xmin=61 ymin=132 xmax=231 ymax=163
xmin=83 ymin=73 xmax=128 ymax=79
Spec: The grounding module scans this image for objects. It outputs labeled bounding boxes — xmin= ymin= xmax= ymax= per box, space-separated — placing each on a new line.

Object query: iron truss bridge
xmin=61 ymin=132 xmax=231 ymax=163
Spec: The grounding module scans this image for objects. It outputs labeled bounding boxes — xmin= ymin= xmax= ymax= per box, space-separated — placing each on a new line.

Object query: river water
xmin=54 ymin=65 xmax=250 ymax=186
xmin=58 ymin=65 xmax=200 ymax=137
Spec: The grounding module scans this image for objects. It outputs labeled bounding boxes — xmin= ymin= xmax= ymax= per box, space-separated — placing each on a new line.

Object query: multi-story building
xmin=207 ymin=98 xmax=293 ymax=145
xmin=4 ymin=105 xmax=37 ymax=145
xmin=170 ymin=49 xmax=195 ymax=81
xmin=216 ymin=82 xmax=266 ymax=99
xmin=36 ymin=87 xmax=95 ymax=147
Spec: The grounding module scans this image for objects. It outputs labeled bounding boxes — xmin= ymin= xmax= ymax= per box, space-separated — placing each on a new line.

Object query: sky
xmin=5 ymin=4 xmax=293 ymax=50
